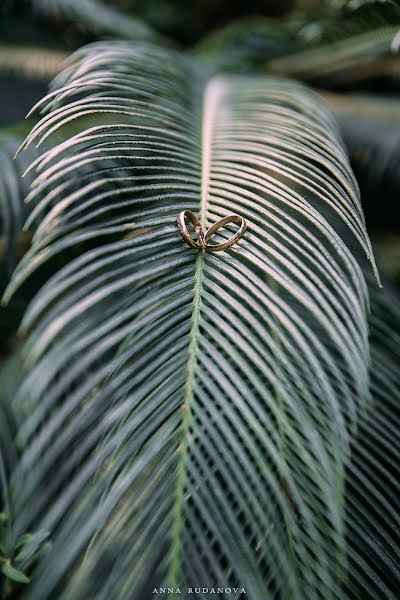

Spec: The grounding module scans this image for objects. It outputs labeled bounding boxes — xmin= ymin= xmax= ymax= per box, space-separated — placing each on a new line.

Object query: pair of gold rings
xmin=176 ymin=210 xmax=247 ymax=252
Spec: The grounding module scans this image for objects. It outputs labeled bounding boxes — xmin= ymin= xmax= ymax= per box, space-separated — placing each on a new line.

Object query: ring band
xmin=176 ymin=211 xmax=247 ymax=252
xmin=176 ymin=210 xmax=205 ymax=249
xmin=204 ymin=214 xmax=247 ymax=252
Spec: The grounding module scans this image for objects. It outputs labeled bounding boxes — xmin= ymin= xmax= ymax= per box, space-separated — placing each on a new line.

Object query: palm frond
xmin=0 ymin=136 xmax=52 ymax=592
xmin=0 ymin=352 xmax=51 ymax=595
xmin=5 ymin=41 xmax=379 ymax=599
xmin=0 ymin=352 xmax=21 ymax=485
xmin=0 ymin=135 xmax=38 ymax=285
xmin=345 ymin=276 xmax=400 ymax=599
xmin=0 ymin=135 xmax=40 ymax=356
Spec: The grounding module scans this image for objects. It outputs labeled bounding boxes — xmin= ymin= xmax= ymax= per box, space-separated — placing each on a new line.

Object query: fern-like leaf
xmin=345 ymin=277 xmax=400 ymax=599
xmin=4 ymin=41 xmax=379 ymax=600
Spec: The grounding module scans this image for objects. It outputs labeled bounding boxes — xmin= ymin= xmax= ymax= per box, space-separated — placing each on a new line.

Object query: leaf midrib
xmin=167 ymin=77 xmax=224 ymax=589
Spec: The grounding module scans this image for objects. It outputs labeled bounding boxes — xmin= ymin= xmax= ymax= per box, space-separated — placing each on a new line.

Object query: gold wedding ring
xmin=176 ymin=210 xmax=205 ymax=249
xmin=176 ymin=211 xmax=247 ymax=252
xmin=204 ymin=214 xmax=247 ymax=252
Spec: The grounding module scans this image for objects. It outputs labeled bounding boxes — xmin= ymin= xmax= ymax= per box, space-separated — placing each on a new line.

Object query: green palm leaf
xmin=345 ymin=277 xmax=400 ymax=599
xmin=0 ymin=136 xmax=40 ymax=347
xmin=0 ymin=135 xmax=39 ymax=283
xmin=5 ymin=41 xmax=379 ymax=599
